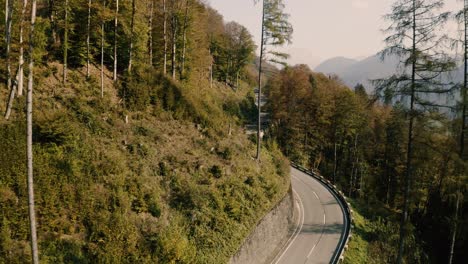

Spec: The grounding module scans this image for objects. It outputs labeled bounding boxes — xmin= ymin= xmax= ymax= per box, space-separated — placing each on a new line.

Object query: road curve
xmin=272 ymin=167 xmax=346 ymax=264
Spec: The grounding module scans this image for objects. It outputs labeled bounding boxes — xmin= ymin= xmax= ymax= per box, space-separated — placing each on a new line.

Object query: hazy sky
xmin=207 ymin=0 xmax=462 ymax=68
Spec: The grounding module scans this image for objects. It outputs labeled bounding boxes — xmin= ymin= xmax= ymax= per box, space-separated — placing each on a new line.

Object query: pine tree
xmin=375 ymin=1 xmax=455 ymax=262
xmin=255 ymin=0 xmax=292 ymax=161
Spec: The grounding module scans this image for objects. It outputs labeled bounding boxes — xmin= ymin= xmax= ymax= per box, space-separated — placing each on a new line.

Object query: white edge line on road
xmin=272 ymin=188 xmax=305 ymax=264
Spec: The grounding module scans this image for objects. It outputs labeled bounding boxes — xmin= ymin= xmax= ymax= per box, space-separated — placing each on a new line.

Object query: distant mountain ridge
xmin=314 ymin=54 xmax=400 ymax=92
xmin=315 ymin=54 xmax=463 ymax=110
xmin=314 ymin=57 xmax=358 ymax=75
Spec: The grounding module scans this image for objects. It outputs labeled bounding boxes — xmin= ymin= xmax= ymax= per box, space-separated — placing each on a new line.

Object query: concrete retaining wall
xmin=229 ymin=187 xmax=294 ymax=264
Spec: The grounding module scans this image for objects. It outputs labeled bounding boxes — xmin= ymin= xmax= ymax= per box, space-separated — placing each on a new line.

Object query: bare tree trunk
xmin=397 ymin=2 xmax=416 ymax=263
xmin=461 ymin=0 xmax=468 ymax=160
xmin=128 ymin=0 xmax=135 ymax=73
xmin=63 ymin=0 xmax=69 ymax=84
xmin=5 ymin=65 xmax=20 ymax=119
xmin=27 ymin=0 xmax=39 ymax=262
xmin=86 ymin=0 xmax=92 ymax=78
xmin=333 ymin=142 xmax=337 ymax=183
xmin=148 ymin=0 xmax=154 ymax=66
xmin=180 ymin=0 xmax=189 ymax=78
xmin=256 ymin=1 xmax=265 ymax=161
xmin=18 ymin=0 xmax=28 ymax=96
xmin=448 ymin=193 xmax=460 ymax=264
xmin=5 ymin=0 xmax=12 ymax=91
xmin=113 ymin=0 xmax=119 ymax=81
xmin=48 ymin=0 xmax=58 ymax=45
xmin=171 ymin=9 xmax=177 ymax=80
xmin=163 ymin=0 xmax=167 ymax=75
xmin=101 ymin=0 xmax=105 ymax=98
xmin=449 ymin=3 xmax=468 ymax=263
xmin=209 ymin=49 xmax=213 ymax=88
xmin=349 ymin=134 xmax=359 ymax=197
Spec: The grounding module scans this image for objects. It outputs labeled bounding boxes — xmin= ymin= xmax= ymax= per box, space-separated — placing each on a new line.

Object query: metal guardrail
xmin=291 ymin=163 xmax=353 ymax=264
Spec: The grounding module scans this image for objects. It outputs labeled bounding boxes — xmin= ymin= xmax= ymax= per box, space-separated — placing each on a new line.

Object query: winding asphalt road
xmin=271 ymin=167 xmax=346 ymax=264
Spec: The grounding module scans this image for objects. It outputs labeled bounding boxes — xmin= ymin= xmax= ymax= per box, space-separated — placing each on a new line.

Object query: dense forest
xmin=266 ymin=0 xmax=468 ymax=263
xmin=264 ymin=0 xmax=468 ymax=261
xmin=266 ymin=65 xmax=467 ymax=263
xmin=0 ymin=0 xmax=291 ymax=263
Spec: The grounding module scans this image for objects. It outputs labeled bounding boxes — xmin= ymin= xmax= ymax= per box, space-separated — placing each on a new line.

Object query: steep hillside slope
xmin=0 ymin=63 xmax=289 ymax=263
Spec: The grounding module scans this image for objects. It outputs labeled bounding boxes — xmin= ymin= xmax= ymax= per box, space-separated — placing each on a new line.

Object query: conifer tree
xmin=375 ymin=1 xmax=455 ymax=262
xmin=255 ymin=0 xmax=292 ymax=161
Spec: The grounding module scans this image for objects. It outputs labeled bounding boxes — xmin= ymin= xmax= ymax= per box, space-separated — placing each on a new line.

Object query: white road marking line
xmin=292 ymin=173 xmax=329 ymax=260
xmin=273 ymin=189 xmax=305 ymax=264
xmin=313 ymin=191 xmax=319 ymax=200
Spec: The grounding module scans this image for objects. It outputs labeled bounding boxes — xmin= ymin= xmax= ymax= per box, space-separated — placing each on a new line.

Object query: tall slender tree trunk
xmin=86 ymin=0 xmax=92 ymax=78
xmin=461 ymin=0 xmax=468 ymax=160
xmin=18 ymin=0 xmax=28 ymax=96
xmin=27 ymin=0 xmax=39 ymax=263
xmin=128 ymin=0 xmax=135 ymax=72
xmin=48 ymin=0 xmax=58 ymax=45
xmin=5 ymin=65 xmax=18 ymax=119
xmin=333 ymin=142 xmax=337 ymax=183
xmin=101 ymin=0 xmax=105 ymax=98
xmin=163 ymin=0 xmax=167 ymax=75
xmin=5 ymin=0 xmax=12 ymax=91
xmin=180 ymin=0 xmax=189 ymax=78
xmin=397 ymin=1 xmax=416 ymax=263
xmin=63 ymin=0 xmax=69 ymax=84
xmin=256 ymin=0 xmax=265 ymax=161
xmin=448 ymin=193 xmax=460 ymax=264
xmin=148 ymin=0 xmax=154 ymax=66
xmin=448 ymin=4 xmax=468 ymax=263
xmin=171 ymin=8 xmax=177 ymax=80
xmin=113 ymin=0 xmax=119 ymax=81
xmin=209 ymin=49 xmax=213 ymax=88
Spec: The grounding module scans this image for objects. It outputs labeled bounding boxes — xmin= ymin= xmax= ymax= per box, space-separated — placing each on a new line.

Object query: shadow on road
xmin=300 ymin=223 xmax=342 ymax=235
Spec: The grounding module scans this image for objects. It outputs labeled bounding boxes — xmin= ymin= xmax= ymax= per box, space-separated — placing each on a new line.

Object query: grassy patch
xmin=343 ymin=200 xmax=400 ymax=264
